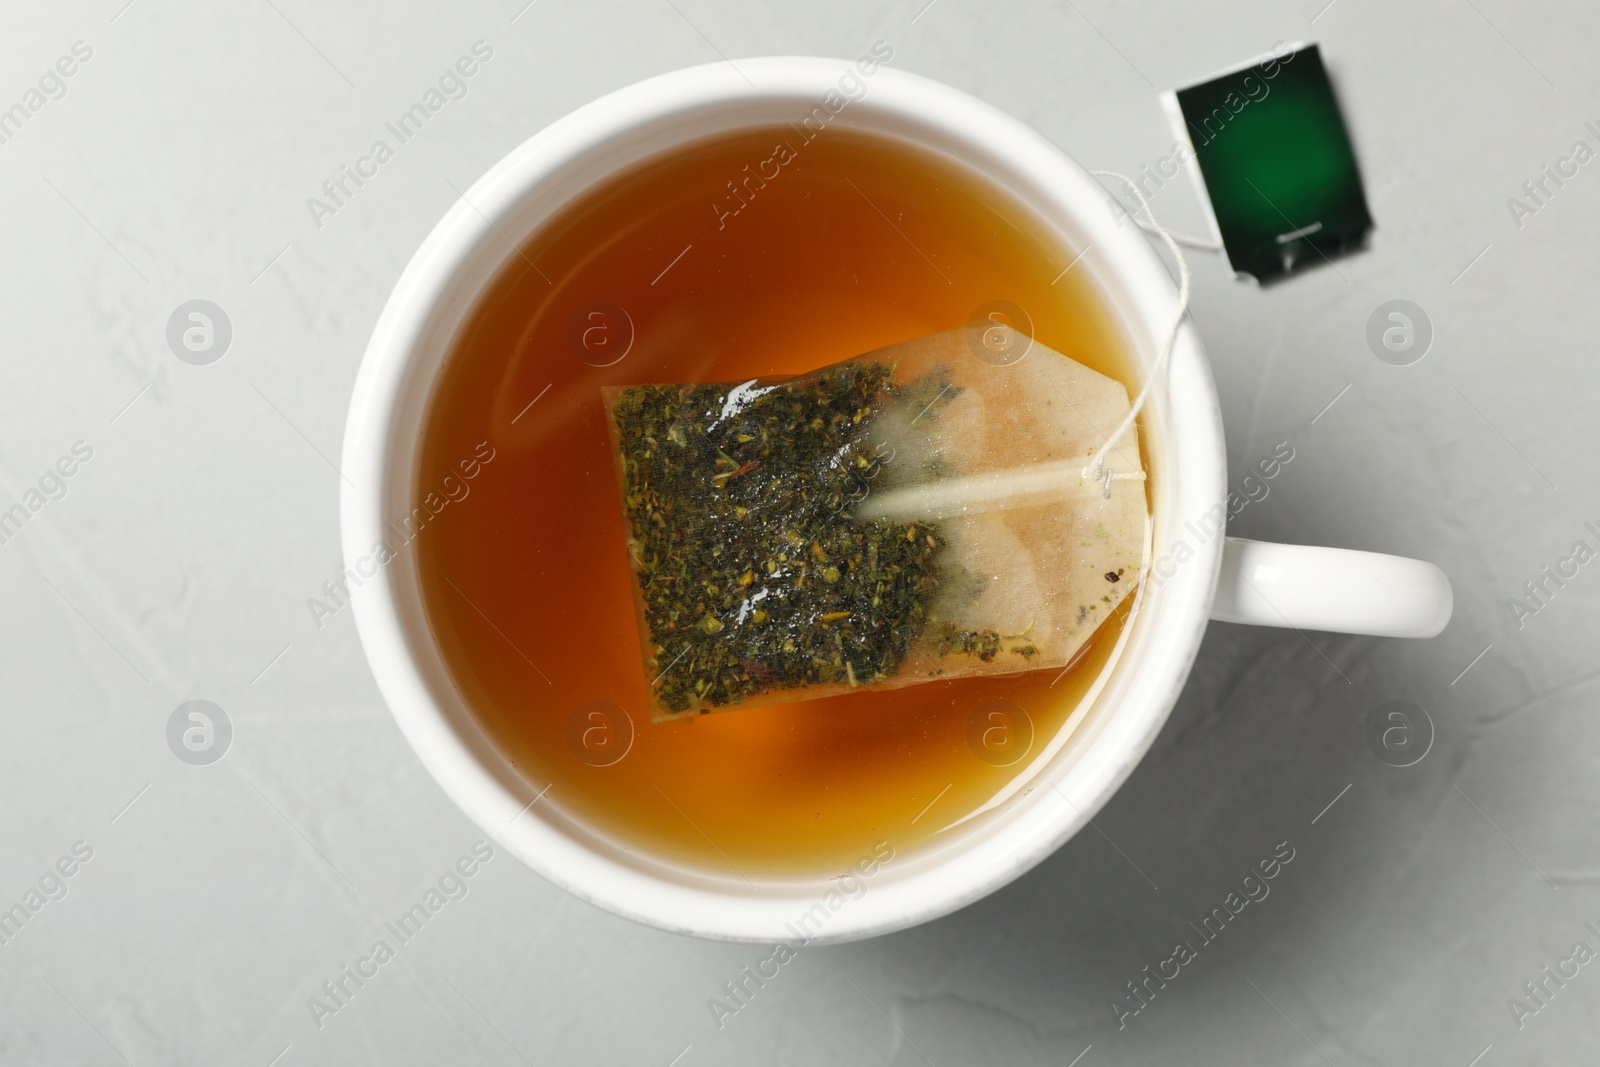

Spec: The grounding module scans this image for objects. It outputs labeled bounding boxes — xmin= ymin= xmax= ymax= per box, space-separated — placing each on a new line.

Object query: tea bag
xmin=604 ymin=326 xmax=1148 ymax=721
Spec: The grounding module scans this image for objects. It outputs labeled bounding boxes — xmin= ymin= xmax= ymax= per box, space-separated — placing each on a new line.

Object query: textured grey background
xmin=1 ymin=0 xmax=1595 ymax=1064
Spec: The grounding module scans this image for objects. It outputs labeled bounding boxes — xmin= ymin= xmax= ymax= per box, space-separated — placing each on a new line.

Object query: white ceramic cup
xmin=341 ymin=56 xmax=1452 ymax=943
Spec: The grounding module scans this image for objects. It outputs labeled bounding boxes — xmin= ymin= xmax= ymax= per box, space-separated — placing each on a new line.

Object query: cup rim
xmin=341 ymin=55 xmax=1227 ymax=943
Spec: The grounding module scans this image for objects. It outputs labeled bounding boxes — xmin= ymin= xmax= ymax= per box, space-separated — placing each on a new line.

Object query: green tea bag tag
xmin=1161 ymin=42 xmax=1373 ymax=282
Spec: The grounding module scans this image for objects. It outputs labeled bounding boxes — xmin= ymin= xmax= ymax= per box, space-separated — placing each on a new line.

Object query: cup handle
xmin=1209 ymin=537 xmax=1453 ymax=638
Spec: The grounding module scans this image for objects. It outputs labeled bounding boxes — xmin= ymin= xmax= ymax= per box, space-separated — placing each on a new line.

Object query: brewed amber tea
xmin=416 ymin=124 xmax=1144 ymax=874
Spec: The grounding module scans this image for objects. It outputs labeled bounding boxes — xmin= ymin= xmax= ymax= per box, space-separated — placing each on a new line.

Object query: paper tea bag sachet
xmin=603 ymin=326 xmax=1149 ymax=722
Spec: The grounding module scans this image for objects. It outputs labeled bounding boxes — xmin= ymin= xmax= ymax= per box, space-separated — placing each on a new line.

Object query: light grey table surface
xmin=3 ymin=1 xmax=1597 ymax=1064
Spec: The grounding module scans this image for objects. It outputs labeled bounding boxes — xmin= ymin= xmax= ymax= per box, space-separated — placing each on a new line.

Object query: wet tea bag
xmin=604 ymin=326 xmax=1149 ymax=721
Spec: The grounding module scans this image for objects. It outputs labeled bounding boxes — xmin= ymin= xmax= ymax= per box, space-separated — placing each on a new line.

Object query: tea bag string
xmin=853 ymin=175 xmax=1190 ymax=525
xmin=1130 ymin=218 xmax=1221 ymax=252
xmin=1081 ymin=170 xmax=1193 ymax=489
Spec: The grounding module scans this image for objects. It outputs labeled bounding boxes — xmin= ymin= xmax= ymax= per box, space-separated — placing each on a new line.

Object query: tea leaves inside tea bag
xmin=608 ymin=363 xmax=942 ymax=714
